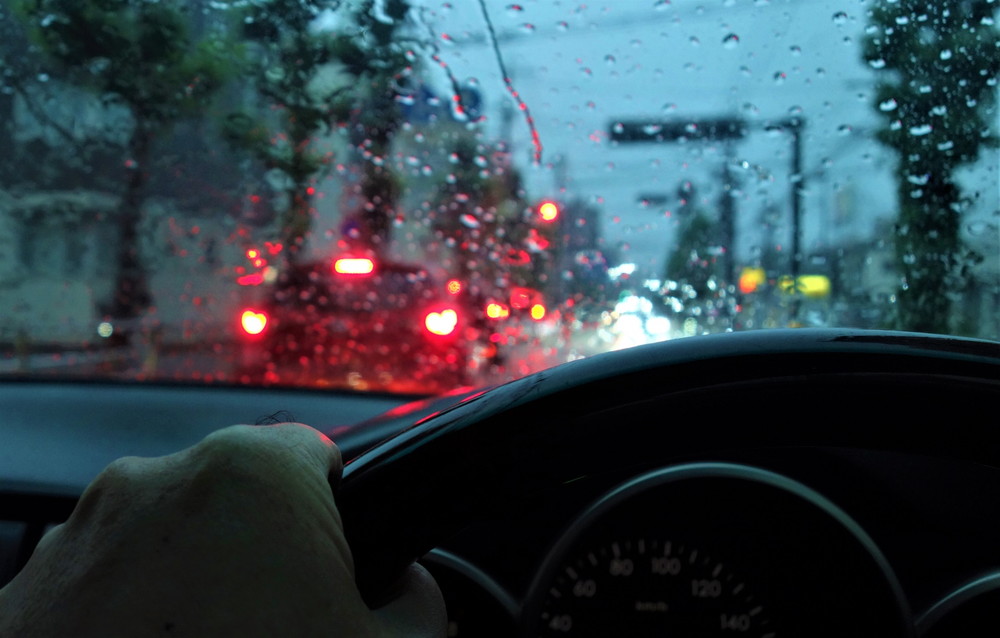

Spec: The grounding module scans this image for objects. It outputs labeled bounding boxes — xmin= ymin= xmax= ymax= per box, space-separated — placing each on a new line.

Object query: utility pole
xmin=610 ymin=115 xmax=807 ymax=321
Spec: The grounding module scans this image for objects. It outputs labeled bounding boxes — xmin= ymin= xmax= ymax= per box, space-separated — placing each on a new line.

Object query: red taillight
xmin=241 ymin=309 xmax=268 ymax=335
xmin=424 ymin=308 xmax=459 ymax=336
xmin=334 ymin=258 xmax=375 ymax=275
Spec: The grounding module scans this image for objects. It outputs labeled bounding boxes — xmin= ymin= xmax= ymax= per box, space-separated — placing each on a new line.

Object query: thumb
xmin=372 ymin=563 xmax=447 ymax=638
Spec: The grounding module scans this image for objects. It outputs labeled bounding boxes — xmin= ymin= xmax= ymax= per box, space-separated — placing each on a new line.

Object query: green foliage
xmin=15 ymin=0 xmax=229 ymax=127
xmin=863 ymin=0 xmax=999 ymax=334
xmin=227 ymin=0 xmax=412 ymax=259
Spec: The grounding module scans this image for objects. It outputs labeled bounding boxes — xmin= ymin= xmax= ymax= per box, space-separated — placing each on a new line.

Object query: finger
xmin=198 ymin=422 xmax=343 ymax=487
xmin=373 ymin=563 xmax=448 ymax=638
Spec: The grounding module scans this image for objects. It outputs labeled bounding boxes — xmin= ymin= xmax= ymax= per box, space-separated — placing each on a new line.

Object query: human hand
xmin=0 ymin=423 xmax=446 ymax=637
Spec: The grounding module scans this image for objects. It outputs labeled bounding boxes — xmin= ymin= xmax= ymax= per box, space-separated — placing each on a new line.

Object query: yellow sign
xmin=777 ymin=274 xmax=831 ymax=298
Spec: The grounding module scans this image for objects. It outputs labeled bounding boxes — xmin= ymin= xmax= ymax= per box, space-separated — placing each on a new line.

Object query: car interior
xmin=3 ymin=328 xmax=999 ymax=636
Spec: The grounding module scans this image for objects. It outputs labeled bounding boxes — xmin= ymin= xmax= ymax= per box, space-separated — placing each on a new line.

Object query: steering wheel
xmin=337 ymin=328 xmax=1000 ymax=609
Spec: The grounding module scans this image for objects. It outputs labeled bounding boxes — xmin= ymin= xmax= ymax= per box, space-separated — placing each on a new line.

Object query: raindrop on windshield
xmin=879 ymin=98 xmax=898 ymax=111
xmin=868 ymin=58 xmax=887 ymax=69
xmin=520 ymin=23 xmax=536 ymax=34
xmin=722 ymin=33 xmax=740 ymax=48
xmin=832 ymin=11 xmax=848 ymax=26
xmin=909 ymin=124 xmax=933 ymax=136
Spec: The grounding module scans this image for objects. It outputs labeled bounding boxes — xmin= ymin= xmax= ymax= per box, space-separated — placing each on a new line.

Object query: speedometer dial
xmin=523 ymin=464 xmax=913 ymax=637
xmin=538 ymin=538 xmax=772 ymax=636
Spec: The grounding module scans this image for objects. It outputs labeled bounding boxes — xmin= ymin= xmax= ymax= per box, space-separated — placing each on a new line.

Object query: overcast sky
xmin=407 ymin=0 xmax=997 ymax=275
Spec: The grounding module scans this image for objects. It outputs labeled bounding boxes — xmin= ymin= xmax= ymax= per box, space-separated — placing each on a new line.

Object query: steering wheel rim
xmin=337 ymin=328 xmax=1000 ymax=605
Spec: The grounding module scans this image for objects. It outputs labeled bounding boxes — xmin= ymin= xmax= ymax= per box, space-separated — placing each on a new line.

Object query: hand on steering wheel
xmin=0 ymin=423 xmax=446 ymax=637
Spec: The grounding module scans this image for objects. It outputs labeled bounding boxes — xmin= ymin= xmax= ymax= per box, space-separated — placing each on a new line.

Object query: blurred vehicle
xmin=236 ymin=256 xmax=475 ymax=394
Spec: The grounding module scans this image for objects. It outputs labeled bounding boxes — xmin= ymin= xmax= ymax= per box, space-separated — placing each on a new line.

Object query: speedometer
xmin=523 ymin=463 xmax=913 ymax=637
xmin=538 ymin=537 xmax=772 ymax=636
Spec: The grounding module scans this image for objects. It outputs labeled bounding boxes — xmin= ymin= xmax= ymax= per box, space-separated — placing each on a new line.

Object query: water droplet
xmin=689 ymin=36 xmax=701 ymax=46
xmin=890 ymin=120 xmax=903 ymax=131
xmin=937 ymin=140 xmax=954 ymax=151
xmin=520 ymin=23 xmax=536 ymax=33
xmin=868 ymin=58 xmax=886 ymax=69
xmin=931 ymin=105 xmax=947 ymax=116
xmin=895 ymin=15 xmax=909 ymax=25
xmin=837 ymin=124 xmax=852 ymax=136
xmin=722 ymin=33 xmax=740 ymax=49
xmin=605 ymin=54 xmax=616 ymax=65
xmin=918 ymin=84 xmax=931 ymax=94
xmin=653 ymin=0 xmax=671 ymax=10
xmin=37 ymin=73 xmax=49 ymax=82
xmin=642 ymin=124 xmax=662 ymax=136
xmin=40 ymin=14 xmax=56 ymax=27
xmin=879 ymin=98 xmax=898 ymax=111
xmin=613 ymin=122 xmax=625 ymax=134
xmin=580 ymin=67 xmax=592 ymax=77
xmin=661 ymin=103 xmax=678 ymax=113
xmin=460 ymin=214 xmax=480 ymax=229
xmin=506 ymin=3 xmax=524 ymax=13
xmin=907 ymin=174 xmax=929 ymax=185
xmin=788 ymin=105 xmax=803 ymax=115
xmin=940 ymin=49 xmax=953 ymax=60
xmin=832 ymin=11 xmax=848 ymax=26
xmin=789 ymin=45 xmax=802 ymax=56
xmin=556 ymin=21 xmax=569 ymax=31
xmin=773 ymin=71 xmax=786 ymax=85
xmin=740 ymin=66 xmax=752 ymax=77
xmin=909 ymin=124 xmax=932 ymax=136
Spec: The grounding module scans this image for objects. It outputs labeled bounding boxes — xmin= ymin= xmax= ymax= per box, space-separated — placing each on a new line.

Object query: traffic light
xmin=537 ymin=199 xmax=560 ymax=223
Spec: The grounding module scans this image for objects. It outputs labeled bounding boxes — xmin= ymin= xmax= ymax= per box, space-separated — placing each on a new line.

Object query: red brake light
xmin=334 ymin=258 xmax=375 ymax=275
xmin=425 ymin=308 xmax=459 ymax=336
xmin=241 ymin=309 xmax=268 ymax=335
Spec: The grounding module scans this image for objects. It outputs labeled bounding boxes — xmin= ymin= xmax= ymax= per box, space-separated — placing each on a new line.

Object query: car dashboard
xmin=2 ymin=329 xmax=1000 ymax=637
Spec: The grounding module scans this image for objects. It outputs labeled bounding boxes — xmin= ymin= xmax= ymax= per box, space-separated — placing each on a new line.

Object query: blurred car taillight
xmin=240 ymin=309 xmax=268 ymax=335
xmin=424 ymin=308 xmax=459 ymax=337
xmin=334 ymin=257 xmax=375 ymax=275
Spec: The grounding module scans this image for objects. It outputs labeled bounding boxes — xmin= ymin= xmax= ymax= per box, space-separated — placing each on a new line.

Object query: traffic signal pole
xmin=610 ymin=116 xmax=807 ymax=322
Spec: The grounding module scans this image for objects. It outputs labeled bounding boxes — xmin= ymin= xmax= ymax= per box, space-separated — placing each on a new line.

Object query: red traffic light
xmin=538 ymin=200 xmax=560 ymax=223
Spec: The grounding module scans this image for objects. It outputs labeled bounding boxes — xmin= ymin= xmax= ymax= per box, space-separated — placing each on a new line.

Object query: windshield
xmin=1 ymin=0 xmax=997 ymax=394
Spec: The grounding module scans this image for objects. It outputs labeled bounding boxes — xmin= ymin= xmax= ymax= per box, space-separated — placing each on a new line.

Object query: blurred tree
xmin=663 ymin=181 xmax=725 ymax=297
xmin=864 ymin=0 xmax=999 ymax=333
xmin=225 ymin=0 xmax=411 ymax=264
xmin=14 ymin=0 xmax=229 ymax=334
xmin=430 ymin=135 xmax=531 ymax=300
